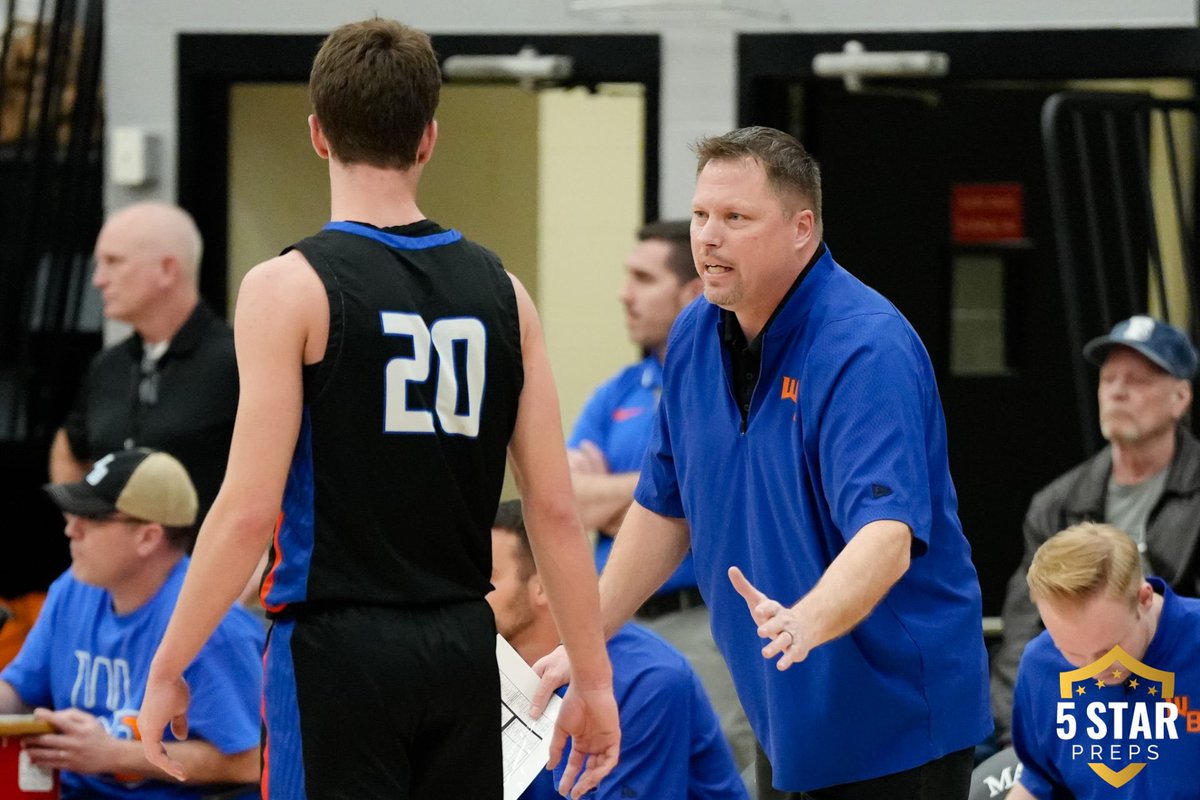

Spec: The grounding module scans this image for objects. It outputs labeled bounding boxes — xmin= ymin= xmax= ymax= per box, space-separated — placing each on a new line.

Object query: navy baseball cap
xmin=1083 ymin=315 xmax=1199 ymax=380
xmin=43 ymin=448 xmax=198 ymax=526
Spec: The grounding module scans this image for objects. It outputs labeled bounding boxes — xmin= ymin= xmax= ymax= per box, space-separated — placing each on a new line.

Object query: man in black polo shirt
xmin=50 ymin=202 xmax=238 ymax=526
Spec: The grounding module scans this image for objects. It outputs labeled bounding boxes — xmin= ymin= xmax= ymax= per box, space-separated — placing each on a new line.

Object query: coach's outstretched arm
xmin=507 ymin=274 xmax=620 ymax=800
xmin=730 ymin=519 xmax=912 ymax=669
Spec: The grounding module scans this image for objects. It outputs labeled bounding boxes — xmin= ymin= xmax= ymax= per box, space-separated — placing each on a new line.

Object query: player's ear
xmin=414 ymin=119 xmax=438 ymax=166
xmin=309 ymin=114 xmax=331 ymax=160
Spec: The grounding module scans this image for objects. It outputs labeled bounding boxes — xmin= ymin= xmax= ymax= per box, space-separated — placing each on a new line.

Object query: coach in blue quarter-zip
xmin=534 ymin=125 xmax=992 ymax=800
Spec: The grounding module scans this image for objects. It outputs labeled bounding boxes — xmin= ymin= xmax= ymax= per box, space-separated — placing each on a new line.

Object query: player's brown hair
xmin=309 ymin=18 xmax=441 ymax=169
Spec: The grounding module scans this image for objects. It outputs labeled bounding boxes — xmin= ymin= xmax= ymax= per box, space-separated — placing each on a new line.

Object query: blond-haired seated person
xmin=1009 ymin=522 xmax=1200 ymax=799
xmin=0 ymin=448 xmax=263 ymax=799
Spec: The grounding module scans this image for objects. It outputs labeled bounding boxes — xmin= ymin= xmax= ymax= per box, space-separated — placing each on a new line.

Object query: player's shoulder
xmin=238 ymin=250 xmax=326 ymax=307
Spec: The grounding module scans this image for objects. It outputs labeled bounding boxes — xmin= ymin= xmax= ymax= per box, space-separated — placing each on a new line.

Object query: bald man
xmin=50 ymin=202 xmax=239 ymax=526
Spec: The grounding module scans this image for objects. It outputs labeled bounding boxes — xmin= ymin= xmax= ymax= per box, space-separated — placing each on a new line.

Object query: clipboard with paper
xmin=497 ymin=635 xmax=562 ymax=800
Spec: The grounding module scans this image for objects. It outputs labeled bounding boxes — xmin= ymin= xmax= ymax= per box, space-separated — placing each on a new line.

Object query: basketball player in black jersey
xmin=138 ymin=18 xmax=619 ymax=800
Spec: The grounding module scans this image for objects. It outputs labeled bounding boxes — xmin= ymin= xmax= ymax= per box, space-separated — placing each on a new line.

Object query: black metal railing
xmin=1043 ymin=90 xmax=1199 ymax=454
xmin=0 ymin=0 xmax=104 ymax=443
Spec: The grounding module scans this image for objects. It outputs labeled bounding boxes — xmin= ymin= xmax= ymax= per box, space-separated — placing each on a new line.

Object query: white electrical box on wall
xmin=110 ymin=126 xmax=158 ymax=186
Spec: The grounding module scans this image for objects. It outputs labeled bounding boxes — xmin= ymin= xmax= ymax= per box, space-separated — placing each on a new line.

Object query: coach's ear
xmin=309 ymin=114 xmax=331 ymax=160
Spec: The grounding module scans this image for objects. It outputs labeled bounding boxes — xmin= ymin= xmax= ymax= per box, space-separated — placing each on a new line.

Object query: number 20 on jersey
xmin=382 ymin=311 xmax=486 ymax=438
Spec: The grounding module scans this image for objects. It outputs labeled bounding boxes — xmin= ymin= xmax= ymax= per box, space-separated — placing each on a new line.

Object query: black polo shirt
xmin=721 ymin=242 xmax=825 ymax=430
xmin=63 ymin=301 xmax=238 ymax=524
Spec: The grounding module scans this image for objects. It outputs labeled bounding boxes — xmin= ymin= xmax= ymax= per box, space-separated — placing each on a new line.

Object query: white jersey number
xmin=382 ymin=312 xmax=486 ymax=438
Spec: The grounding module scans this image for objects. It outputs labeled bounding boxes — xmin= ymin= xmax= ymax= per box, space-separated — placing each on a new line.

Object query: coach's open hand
xmin=730 ymin=565 xmax=812 ymax=670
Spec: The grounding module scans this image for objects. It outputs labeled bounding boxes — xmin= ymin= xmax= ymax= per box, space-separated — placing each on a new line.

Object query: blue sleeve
xmin=568 ymin=381 xmax=615 ymax=450
xmin=517 ymin=770 xmax=560 ymax=800
xmin=1010 ymin=654 xmax=1062 ymax=800
xmin=632 ymin=390 xmax=684 ymax=519
xmin=803 ymin=315 xmax=933 ymax=552
xmin=0 ymin=574 xmax=66 ymax=708
xmin=556 ymin=663 xmax=691 ymax=800
xmin=180 ymin=609 xmax=264 ymax=754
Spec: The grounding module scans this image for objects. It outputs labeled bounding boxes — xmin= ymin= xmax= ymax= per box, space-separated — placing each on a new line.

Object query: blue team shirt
xmin=634 ymin=246 xmax=991 ymax=791
xmin=1 ymin=560 xmax=265 ymax=800
xmin=569 ymin=356 xmax=696 ymax=594
xmin=521 ymin=623 xmax=747 ymax=800
xmin=1013 ymin=579 xmax=1200 ymax=799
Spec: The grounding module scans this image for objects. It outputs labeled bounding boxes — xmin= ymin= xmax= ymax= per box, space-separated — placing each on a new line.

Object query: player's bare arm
xmin=140 ymin=251 xmax=326 ymax=780
xmin=730 ymin=518 xmax=912 ymax=670
xmin=506 ymin=273 xmax=619 ymax=799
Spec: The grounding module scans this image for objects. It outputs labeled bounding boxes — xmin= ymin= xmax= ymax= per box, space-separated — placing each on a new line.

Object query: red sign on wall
xmin=951 ymin=183 xmax=1024 ymax=244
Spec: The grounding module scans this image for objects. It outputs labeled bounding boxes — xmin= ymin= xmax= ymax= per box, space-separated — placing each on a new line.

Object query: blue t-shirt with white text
xmin=2 ymin=559 xmax=264 ymax=800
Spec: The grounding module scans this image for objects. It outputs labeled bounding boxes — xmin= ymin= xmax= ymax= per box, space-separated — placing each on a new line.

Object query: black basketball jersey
xmin=262 ymin=220 xmax=523 ymax=612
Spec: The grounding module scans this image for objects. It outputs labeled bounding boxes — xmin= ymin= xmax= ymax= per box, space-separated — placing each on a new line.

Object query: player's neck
xmin=328 ymin=160 xmax=426 ymax=229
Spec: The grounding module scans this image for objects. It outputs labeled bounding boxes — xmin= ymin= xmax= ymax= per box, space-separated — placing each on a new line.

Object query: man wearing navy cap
xmin=992 ymin=314 xmax=1200 ymax=747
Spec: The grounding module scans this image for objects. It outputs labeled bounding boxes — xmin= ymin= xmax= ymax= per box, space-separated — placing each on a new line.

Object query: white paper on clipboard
xmin=498 ymin=634 xmax=563 ymax=800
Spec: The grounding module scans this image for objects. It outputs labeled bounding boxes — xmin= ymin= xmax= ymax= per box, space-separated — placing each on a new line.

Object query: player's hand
xmin=729 ymin=565 xmax=811 ymax=670
xmin=551 ymin=684 xmax=620 ymax=799
xmin=137 ymin=672 xmax=192 ymax=781
xmin=530 ymin=644 xmax=571 ymax=719
xmin=24 ymin=708 xmax=117 ymax=775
